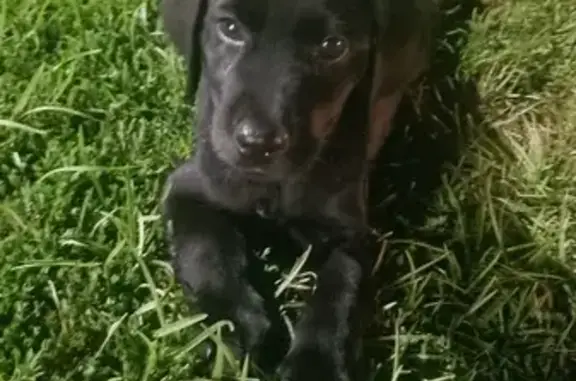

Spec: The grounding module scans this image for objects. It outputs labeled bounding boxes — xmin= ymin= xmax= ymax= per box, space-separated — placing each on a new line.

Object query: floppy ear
xmin=366 ymin=1 xmax=439 ymax=160
xmin=161 ymin=0 xmax=208 ymax=103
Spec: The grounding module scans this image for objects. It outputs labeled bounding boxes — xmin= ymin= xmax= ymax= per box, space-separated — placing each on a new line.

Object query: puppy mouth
xmin=235 ymin=157 xmax=281 ymax=176
xmin=232 ymin=164 xmax=286 ymax=183
xmin=232 ymin=150 xmax=306 ymax=182
xmin=238 ymin=163 xmax=268 ymax=174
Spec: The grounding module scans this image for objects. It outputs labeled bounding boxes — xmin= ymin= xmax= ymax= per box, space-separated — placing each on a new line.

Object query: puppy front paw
xmin=277 ymin=344 xmax=349 ymax=381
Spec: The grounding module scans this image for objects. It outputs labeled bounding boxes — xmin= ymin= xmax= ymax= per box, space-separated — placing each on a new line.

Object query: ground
xmin=1 ymin=0 xmax=575 ymax=380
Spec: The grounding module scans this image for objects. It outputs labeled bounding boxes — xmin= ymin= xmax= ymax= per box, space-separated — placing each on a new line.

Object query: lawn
xmin=1 ymin=0 xmax=575 ymax=380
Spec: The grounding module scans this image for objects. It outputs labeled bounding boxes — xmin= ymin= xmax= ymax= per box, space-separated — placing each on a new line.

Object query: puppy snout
xmin=234 ymin=122 xmax=289 ymax=159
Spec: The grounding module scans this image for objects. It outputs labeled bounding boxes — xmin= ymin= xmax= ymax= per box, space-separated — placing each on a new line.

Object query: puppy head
xmin=162 ymin=0 xmax=437 ymax=180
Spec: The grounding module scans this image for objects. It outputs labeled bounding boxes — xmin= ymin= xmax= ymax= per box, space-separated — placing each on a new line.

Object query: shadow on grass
xmin=367 ymin=0 xmax=482 ymax=234
xmin=364 ymin=1 xmax=576 ymax=380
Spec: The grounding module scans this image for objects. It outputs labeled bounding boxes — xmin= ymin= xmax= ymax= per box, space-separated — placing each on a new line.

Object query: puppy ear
xmin=161 ymin=0 xmax=208 ymax=102
xmin=366 ymin=1 xmax=438 ymax=160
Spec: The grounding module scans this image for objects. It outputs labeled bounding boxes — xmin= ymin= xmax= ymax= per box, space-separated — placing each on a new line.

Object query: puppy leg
xmin=278 ymin=247 xmax=373 ymax=381
xmin=163 ymin=162 xmax=270 ymax=359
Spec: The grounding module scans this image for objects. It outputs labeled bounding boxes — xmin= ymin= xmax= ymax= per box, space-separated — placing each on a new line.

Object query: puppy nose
xmin=235 ymin=123 xmax=289 ymax=157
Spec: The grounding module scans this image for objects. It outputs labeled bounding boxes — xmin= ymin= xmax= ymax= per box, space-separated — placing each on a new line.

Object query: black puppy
xmin=160 ymin=0 xmax=437 ymax=380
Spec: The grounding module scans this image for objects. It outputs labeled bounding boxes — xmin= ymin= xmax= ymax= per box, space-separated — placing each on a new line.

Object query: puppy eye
xmin=217 ymin=18 xmax=246 ymax=44
xmin=317 ymin=35 xmax=349 ymax=62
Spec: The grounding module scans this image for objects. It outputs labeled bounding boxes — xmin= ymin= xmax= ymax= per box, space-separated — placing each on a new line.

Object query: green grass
xmin=1 ymin=0 xmax=575 ymax=380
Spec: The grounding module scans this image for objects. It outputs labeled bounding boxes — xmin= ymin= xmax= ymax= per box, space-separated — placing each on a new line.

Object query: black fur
xmin=160 ymin=0 xmax=438 ymax=379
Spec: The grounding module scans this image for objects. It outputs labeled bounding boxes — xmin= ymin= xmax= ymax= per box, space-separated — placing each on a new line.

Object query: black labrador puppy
xmin=160 ymin=0 xmax=437 ymax=380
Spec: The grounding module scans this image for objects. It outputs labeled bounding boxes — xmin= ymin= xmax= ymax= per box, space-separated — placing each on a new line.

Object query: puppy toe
xmin=278 ymin=346 xmax=349 ymax=381
xmin=235 ymin=301 xmax=272 ymax=351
